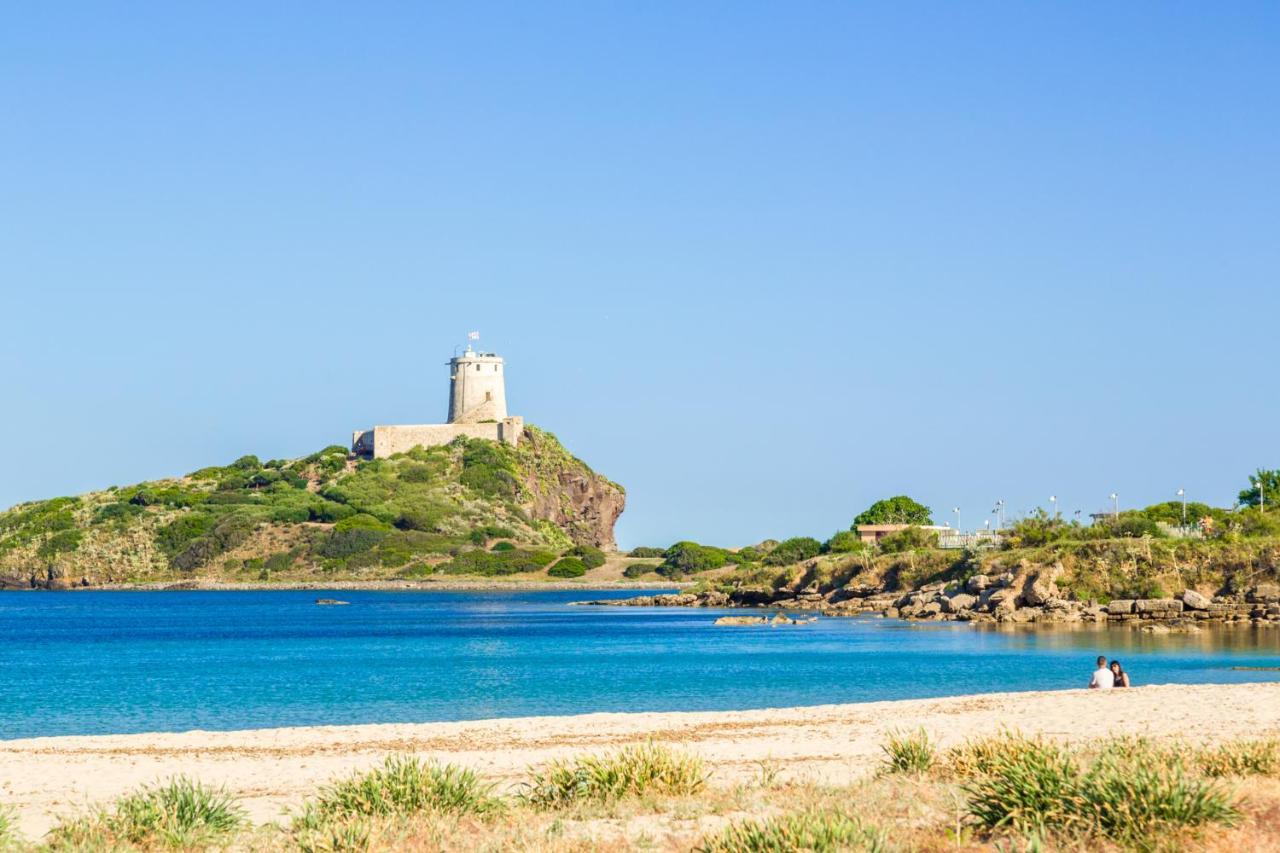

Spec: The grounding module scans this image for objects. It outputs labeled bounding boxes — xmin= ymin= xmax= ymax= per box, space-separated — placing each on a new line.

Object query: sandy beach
xmin=3 ymin=682 xmax=1279 ymax=838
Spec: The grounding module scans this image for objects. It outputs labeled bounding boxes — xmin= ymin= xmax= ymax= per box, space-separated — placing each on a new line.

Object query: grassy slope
xmin=0 ymin=426 xmax=623 ymax=586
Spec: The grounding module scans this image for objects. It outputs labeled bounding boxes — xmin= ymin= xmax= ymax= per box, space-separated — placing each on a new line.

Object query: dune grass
xmin=878 ymin=728 xmax=935 ymax=775
xmin=294 ymin=755 xmax=499 ymax=825
xmin=696 ymin=809 xmax=889 ymax=852
xmin=1195 ymin=738 xmax=1280 ymax=778
xmin=46 ymin=777 xmax=245 ymax=850
xmin=522 ymin=743 xmax=707 ymax=808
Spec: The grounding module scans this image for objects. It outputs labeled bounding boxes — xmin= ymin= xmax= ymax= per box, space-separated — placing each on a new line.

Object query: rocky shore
xmin=582 ymin=566 xmax=1280 ymax=630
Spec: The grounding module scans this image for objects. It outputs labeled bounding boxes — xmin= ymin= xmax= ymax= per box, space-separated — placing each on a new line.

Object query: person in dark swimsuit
xmin=1110 ymin=660 xmax=1131 ymax=688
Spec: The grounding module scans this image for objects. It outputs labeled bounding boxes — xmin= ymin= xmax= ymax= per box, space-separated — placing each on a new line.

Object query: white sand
xmin=4 ymin=683 xmax=1279 ymax=837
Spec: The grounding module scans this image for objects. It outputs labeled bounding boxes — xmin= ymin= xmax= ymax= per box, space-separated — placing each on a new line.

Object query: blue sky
xmin=3 ymin=3 xmax=1277 ymax=548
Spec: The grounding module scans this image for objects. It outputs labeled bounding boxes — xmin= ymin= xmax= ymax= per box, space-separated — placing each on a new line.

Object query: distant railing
xmin=936 ymin=531 xmax=1003 ymax=550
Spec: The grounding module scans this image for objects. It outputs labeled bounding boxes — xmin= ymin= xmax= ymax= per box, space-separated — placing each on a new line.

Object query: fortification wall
xmin=352 ymin=417 xmax=524 ymax=458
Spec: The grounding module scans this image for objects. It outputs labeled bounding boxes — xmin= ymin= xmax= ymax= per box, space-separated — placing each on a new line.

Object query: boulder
xmin=965 ymin=574 xmax=990 ymax=594
xmin=1135 ymin=598 xmax=1183 ymax=614
xmin=943 ymin=593 xmax=977 ymax=613
xmin=1106 ymin=600 xmax=1134 ymax=615
xmin=1249 ymin=583 xmax=1280 ymax=604
xmin=1019 ymin=570 xmax=1061 ymax=607
xmin=1181 ymin=590 xmax=1211 ymax=611
xmin=986 ymin=588 xmax=1019 ymax=613
xmin=714 ymin=615 xmax=768 ymax=626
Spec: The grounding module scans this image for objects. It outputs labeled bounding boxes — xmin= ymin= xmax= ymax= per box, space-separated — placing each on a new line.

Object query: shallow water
xmin=1 ymin=589 xmax=1277 ymax=739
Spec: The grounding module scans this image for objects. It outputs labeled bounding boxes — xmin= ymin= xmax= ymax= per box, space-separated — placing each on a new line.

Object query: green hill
xmin=0 ymin=426 xmax=625 ymax=588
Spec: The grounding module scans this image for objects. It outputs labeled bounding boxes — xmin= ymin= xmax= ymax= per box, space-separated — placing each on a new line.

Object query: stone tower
xmin=447 ymin=346 xmax=508 ymax=424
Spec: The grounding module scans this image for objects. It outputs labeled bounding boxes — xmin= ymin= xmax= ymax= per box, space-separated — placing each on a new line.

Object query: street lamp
xmin=1049 ymin=495 xmax=1058 ymax=520
xmin=953 ymin=507 xmax=961 ymax=532
xmin=994 ymin=499 xmax=1005 ymax=529
xmin=1109 ymin=492 xmax=1119 ymax=518
xmin=1176 ymin=488 xmax=1186 ymax=527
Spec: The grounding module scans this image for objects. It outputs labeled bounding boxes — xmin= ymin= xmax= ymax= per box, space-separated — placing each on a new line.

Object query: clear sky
xmin=3 ymin=3 xmax=1277 ymax=549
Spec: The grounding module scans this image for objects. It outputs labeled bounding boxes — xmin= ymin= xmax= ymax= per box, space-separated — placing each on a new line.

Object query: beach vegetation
xmin=657 ymin=541 xmax=730 ymax=577
xmin=564 ymin=544 xmax=606 ymax=569
xmin=879 ymin=729 xmax=936 ymax=775
xmin=822 ymin=530 xmax=866 ymax=554
xmin=1195 ymin=739 xmax=1280 ymax=777
xmin=696 ymin=809 xmax=889 ymax=853
xmin=295 ymin=755 xmax=500 ymax=824
xmin=876 ymin=526 xmax=939 ymax=554
xmin=623 ymin=562 xmax=653 ymax=578
xmin=763 ymin=536 xmax=822 ymax=566
xmin=628 ymin=546 xmax=665 ymax=558
xmin=522 ymin=744 xmax=707 ymax=807
xmin=47 ymin=777 xmax=245 ymax=850
xmin=548 ymin=556 xmax=588 ymax=578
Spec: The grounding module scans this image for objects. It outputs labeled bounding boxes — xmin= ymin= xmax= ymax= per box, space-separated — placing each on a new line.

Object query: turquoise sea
xmin=1 ymin=590 xmax=1278 ymax=740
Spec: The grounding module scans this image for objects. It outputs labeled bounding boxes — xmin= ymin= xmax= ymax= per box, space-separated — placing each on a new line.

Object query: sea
xmin=2 ymin=589 xmax=1278 ymax=740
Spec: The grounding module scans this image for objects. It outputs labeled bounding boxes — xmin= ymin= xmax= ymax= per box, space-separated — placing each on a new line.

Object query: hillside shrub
xmin=156 ymin=514 xmax=214 ymax=556
xmin=310 ymin=501 xmax=355 ymax=523
xmin=441 ymin=549 xmax=556 ymax=576
xmin=334 ymin=513 xmax=392 ymax=533
xmin=823 ymin=530 xmax=866 ymax=554
xmin=764 ymin=536 xmax=822 ymax=566
xmin=878 ymin=526 xmax=939 ymax=554
xmin=623 ymin=563 xmax=652 ymax=578
xmin=566 ymin=544 xmax=606 ymax=569
xmin=548 ymin=557 xmax=587 ymax=578
xmin=395 ymin=507 xmax=442 ymax=532
xmin=92 ymin=502 xmax=144 ymax=526
xmin=319 ymin=528 xmax=387 ymax=560
xmin=458 ymin=440 xmax=520 ymax=499
xmin=37 ymin=529 xmax=82 ymax=559
xmin=491 ymin=541 xmax=516 ymax=552
xmin=628 ymin=546 xmax=665 ymax=558
xmin=659 ymin=541 xmax=729 ymax=576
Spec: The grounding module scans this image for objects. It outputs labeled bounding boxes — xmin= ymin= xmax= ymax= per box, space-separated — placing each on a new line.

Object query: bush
xmin=548 ymin=557 xmax=587 ymax=578
xmin=48 ymin=777 xmax=245 ymax=850
xmin=230 ymin=455 xmax=261 ymax=471
xmin=659 ymin=541 xmax=729 ymax=576
xmin=92 ymin=501 xmax=144 ymax=526
xmin=37 ymin=529 xmax=82 ymax=559
xmin=398 ymin=463 xmax=434 ymax=483
xmin=491 ymin=541 xmax=516 ymax=552
xmin=156 ymin=514 xmax=213 ymax=556
xmin=628 ymin=546 xmax=665 ymax=558
xmin=697 ymin=810 xmax=887 ymax=853
xmin=334 ymin=513 xmax=392 ymax=533
xmin=522 ymin=744 xmax=706 ymax=807
xmin=566 ymin=544 xmax=606 ymax=569
xmin=854 ymin=496 xmax=932 ymax=526
xmin=623 ymin=562 xmax=653 ymax=579
xmin=441 ymin=549 xmax=557 ymax=576
xmin=1196 ymin=739 xmax=1280 ymax=777
xmin=963 ymin=738 xmax=1080 ymax=833
xmin=879 ymin=729 xmax=935 ymax=775
xmin=877 ymin=526 xmax=939 ymax=554
xmin=764 ymin=536 xmax=822 ymax=566
xmin=459 ymin=441 xmax=520 ymax=499
xmin=295 ymin=755 xmax=499 ymax=823
xmin=395 ymin=507 xmax=441 ymax=532
xmin=823 ymin=530 xmax=866 ymax=554
xmin=310 ymin=501 xmax=355 ymax=523
xmin=319 ymin=528 xmax=387 ymax=560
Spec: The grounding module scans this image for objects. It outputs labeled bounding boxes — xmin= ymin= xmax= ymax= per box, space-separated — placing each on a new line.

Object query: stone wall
xmin=352 ymin=417 xmax=524 ymax=458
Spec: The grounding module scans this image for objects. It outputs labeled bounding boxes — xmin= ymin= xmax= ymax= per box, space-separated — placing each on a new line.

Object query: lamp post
xmin=1176 ymin=488 xmax=1186 ymax=527
xmin=995 ymin=499 xmax=1005 ymax=529
xmin=1049 ymin=495 xmax=1058 ymax=520
xmin=1109 ymin=492 xmax=1119 ymax=519
xmin=953 ymin=507 xmax=961 ymax=532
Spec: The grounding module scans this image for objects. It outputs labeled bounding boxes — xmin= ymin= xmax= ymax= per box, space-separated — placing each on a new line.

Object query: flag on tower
xmin=467 ymin=331 xmax=480 ymax=340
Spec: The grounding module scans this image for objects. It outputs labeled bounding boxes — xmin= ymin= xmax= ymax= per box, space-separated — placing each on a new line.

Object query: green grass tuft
xmin=696 ymin=809 xmax=889 ymax=852
xmin=295 ymin=755 xmax=499 ymax=825
xmin=879 ymin=728 xmax=935 ymax=775
xmin=1196 ymin=738 xmax=1280 ymax=778
xmin=47 ymin=776 xmax=245 ymax=850
xmin=522 ymin=743 xmax=707 ymax=807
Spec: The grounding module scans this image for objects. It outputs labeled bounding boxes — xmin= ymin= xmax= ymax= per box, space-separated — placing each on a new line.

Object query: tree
xmin=1239 ymin=469 xmax=1280 ymax=508
xmin=853 ymin=496 xmax=933 ymax=527
xmin=763 ymin=536 xmax=822 ymax=566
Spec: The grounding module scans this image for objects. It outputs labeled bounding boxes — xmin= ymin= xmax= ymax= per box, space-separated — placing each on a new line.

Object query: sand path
xmin=4 ymin=683 xmax=1279 ymax=837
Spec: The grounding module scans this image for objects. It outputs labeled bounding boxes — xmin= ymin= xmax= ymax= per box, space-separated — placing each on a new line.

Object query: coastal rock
xmin=1107 ymin=599 xmax=1135 ymax=615
xmin=714 ymin=616 xmax=768 ymax=626
xmin=1181 ymin=590 xmax=1211 ymax=611
xmin=943 ymin=593 xmax=976 ymax=613
xmin=965 ymin=575 xmax=990 ymax=595
xmin=1135 ymin=598 xmax=1183 ymax=614
xmin=315 ymin=598 xmax=349 ymax=606
xmin=1019 ymin=568 xmax=1061 ymax=607
xmin=1249 ymin=583 xmax=1280 ymax=604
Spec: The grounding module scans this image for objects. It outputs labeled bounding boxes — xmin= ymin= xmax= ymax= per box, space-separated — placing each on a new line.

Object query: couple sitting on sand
xmin=1087 ymin=655 xmax=1131 ymax=689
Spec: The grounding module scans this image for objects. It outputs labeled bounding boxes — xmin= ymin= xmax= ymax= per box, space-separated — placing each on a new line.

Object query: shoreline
xmin=5 ymin=579 xmax=689 ymax=592
xmin=4 ymin=683 xmax=1280 ymax=836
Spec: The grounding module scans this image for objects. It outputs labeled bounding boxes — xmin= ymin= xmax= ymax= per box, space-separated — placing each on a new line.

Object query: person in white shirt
xmin=1088 ymin=655 xmax=1115 ymax=689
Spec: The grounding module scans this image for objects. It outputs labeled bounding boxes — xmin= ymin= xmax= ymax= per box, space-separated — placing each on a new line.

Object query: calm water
xmin=1 ymin=590 xmax=1278 ymax=740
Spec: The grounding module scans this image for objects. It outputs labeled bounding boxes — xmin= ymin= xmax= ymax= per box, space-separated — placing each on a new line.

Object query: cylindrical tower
xmin=447 ymin=347 xmax=508 ymax=423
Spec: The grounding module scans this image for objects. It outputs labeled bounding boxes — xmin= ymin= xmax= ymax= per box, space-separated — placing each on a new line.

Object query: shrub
xmin=628 ymin=546 xmax=665 ymax=558
xmin=47 ymin=777 xmax=245 ymax=850
xmin=659 ymin=541 xmax=729 ymax=576
xmin=37 ymin=529 xmax=82 ymax=559
xmin=764 ymin=536 xmax=822 ymax=566
xmin=548 ymin=557 xmax=588 ymax=578
xmin=319 ymin=528 xmax=387 ymax=560
xmin=310 ymin=501 xmax=356 ymax=523
xmin=92 ymin=501 xmax=144 ymax=526
xmin=823 ymin=530 xmax=866 ymax=554
xmin=623 ymin=563 xmax=652 ymax=579
xmin=295 ymin=755 xmax=499 ymax=824
xmin=945 ymin=732 xmax=1050 ymax=779
xmin=879 ymin=729 xmax=935 ymax=774
xmin=877 ymin=526 xmax=939 ymax=554
xmin=441 ymin=549 xmax=557 ymax=576
xmin=334 ymin=513 xmax=392 ymax=533
xmin=566 ymin=544 xmax=606 ymax=569
xmin=854 ymin=496 xmax=932 ymax=526
xmin=398 ymin=463 xmax=434 ymax=483
xmin=459 ymin=441 xmax=520 ymax=499
xmin=523 ymin=744 xmax=706 ymax=807
xmin=697 ymin=810 xmax=888 ymax=853
xmin=395 ymin=507 xmax=442 ymax=532
xmin=491 ymin=541 xmax=516 ymax=552
xmin=156 ymin=514 xmax=213 ymax=556
xmin=230 ymin=455 xmax=261 ymax=471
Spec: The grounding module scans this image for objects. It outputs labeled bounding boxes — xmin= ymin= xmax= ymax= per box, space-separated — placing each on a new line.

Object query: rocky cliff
xmin=0 ymin=425 xmax=625 ymax=587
